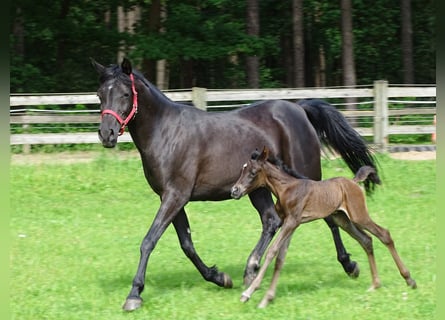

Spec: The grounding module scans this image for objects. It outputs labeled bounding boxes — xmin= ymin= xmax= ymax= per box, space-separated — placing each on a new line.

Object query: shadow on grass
xmin=97 ymin=259 xmax=362 ymax=301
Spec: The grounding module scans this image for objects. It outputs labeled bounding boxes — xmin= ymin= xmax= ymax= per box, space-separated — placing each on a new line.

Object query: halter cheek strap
xmin=101 ymin=73 xmax=138 ymax=136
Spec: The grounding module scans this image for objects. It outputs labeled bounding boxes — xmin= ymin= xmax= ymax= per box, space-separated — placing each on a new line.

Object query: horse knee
xmin=264 ymin=212 xmax=282 ymax=233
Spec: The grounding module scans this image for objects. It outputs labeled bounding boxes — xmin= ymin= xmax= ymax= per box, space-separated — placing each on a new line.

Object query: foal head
xmin=231 ymin=147 xmax=270 ymax=199
xmin=91 ymin=58 xmax=138 ymax=148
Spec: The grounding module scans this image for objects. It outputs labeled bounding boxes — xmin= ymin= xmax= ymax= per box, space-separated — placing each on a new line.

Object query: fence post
xmin=192 ymin=87 xmax=207 ymax=111
xmin=373 ymin=80 xmax=388 ymax=152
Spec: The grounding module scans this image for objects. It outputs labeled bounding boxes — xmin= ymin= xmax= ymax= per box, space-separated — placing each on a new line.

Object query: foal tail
xmin=353 ymin=166 xmax=377 ymax=183
xmin=298 ymin=98 xmax=381 ymax=194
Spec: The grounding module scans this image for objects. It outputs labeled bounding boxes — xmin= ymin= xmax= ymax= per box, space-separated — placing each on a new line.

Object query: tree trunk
xmin=117 ymin=5 xmax=141 ymax=63
xmin=56 ymin=0 xmax=71 ymax=69
xmin=156 ymin=3 xmax=168 ymax=89
xmin=12 ymin=7 xmax=25 ymax=57
xmin=340 ymin=0 xmax=357 ymax=126
xmin=292 ymin=0 xmax=305 ymax=87
xmin=246 ymin=0 xmax=259 ymax=88
xmin=401 ymin=0 xmax=414 ymax=84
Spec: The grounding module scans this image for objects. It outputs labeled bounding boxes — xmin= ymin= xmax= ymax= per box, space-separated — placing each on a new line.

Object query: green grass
xmin=10 ymin=153 xmax=436 ymax=319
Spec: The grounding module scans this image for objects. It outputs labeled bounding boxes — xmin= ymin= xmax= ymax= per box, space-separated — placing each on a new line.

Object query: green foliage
xmin=10 ymin=0 xmax=435 ymax=92
xmin=10 ymin=154 xmax=436 ymax=319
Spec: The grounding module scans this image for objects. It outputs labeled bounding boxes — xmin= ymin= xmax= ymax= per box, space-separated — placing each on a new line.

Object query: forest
xmin=10 ymin=0 xmax=435 ymax=93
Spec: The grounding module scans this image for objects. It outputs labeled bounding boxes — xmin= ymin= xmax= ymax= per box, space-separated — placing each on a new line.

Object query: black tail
xmin=298 ymin=98 xmax=381 ymax=193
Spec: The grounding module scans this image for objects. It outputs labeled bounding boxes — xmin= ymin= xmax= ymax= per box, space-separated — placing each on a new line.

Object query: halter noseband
xmin=101 ymin=73 xmax=138 ymax=136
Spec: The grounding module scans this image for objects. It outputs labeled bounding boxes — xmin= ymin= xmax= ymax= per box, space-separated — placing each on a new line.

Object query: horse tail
xmin=298 ymin=98 xmax=381 ymax=193
xmin=353 ymin=166 xmax=377 ymax=183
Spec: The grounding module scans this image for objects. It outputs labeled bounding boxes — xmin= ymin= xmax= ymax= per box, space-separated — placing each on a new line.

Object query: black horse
xmin=91 ymin=58 xmax=380 ymax=311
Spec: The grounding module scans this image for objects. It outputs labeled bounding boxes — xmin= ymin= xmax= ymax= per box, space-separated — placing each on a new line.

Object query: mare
xmin=91 ymin=58 xmax=381 ymax=311
xmin=231 ymin=147 xmax=416 ymax=308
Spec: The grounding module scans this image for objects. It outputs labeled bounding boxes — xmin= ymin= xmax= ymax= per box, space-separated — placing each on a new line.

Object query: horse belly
xmin=300 ymin=190 xmax=342 ymax=223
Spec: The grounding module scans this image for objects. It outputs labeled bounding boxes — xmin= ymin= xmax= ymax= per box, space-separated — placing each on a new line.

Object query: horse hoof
xmin=223 ymin=273 xmax=233 ymax=288
xmin=347 ymin=262 xmax=360 ymax=279
xmin=122 ymin=297 xmax=143 ymax=311
xmin=243 ymin=273 xmax=256 ymax=287
xmin=240 ymin=293 xmax=250 ymax=303
xmin=407 ymin=278 xmax=417 ymax=289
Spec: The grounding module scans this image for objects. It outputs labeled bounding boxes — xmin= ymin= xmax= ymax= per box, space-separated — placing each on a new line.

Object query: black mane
xmin=100 ymin=63 xmax=181 ymax=108
xmin=251 ymin=150 xmax=308 ymax=180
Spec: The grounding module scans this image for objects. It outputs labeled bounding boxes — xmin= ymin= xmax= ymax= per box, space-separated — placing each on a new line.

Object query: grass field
xmin=10 ymin=152 xmax=436 ymax=319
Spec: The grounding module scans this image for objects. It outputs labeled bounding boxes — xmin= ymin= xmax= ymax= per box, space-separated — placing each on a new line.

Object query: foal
xmin=231 ymin=147 xmax=417 ymax=308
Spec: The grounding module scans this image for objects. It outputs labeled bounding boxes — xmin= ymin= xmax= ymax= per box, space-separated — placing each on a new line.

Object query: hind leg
xmin=331 ymin=212 xmax=381 ymax=290
xmin=360 ymin=220 xmax=417 ymax=289
xmin=324 ymin=214 xmax=360 ymax=278
xmin=241 ymin=217 xmax=299 ymax=304
xmin=172 ymin=208 xmax=233 ymax=288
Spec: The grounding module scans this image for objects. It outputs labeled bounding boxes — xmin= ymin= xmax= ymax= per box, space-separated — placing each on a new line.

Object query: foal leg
xmin=258 ymin=235 xmax=293 ymax=308
xmin=172 ymin=208 xmax=233 ymax=288
xmin=245 ymin=188 xmax=282 ymax=286
xmin=360 ymin=221 xmax=417 ymax=289
xmin=241 ymin=218 xmax=298 ymax=304
xmin=331 ymin=212 xmax=381 ymax=290
xmin=324 ymin=214 xmax=360 ymax=278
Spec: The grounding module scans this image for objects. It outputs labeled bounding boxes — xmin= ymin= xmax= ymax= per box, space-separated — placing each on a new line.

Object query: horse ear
xmin=90 ymin=58 xmax=105 ymax=74
xmin=258 ymin=146 xmax=269 ymax=161
xmin=121 ymin=58 xmax=132 ymax=75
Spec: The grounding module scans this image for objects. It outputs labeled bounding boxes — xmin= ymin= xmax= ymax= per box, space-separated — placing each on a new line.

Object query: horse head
xmin=231 ymin=146 xmax=269 ymax=199
xmin=91 ymin=58 xmax=138 ymax=148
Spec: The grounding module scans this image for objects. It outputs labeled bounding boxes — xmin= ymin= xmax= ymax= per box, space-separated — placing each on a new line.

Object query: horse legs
xmin=172 ymin=208 xmax=233 ymax=288
xmin=359 ymin=220 xmax=417 ymax=289
xmin=331 ymin=212 xmax=381 ymax=290
xmin=122 ymin=193 xmax=187 ymax=311
xmin=258 ymin=235 xmax=293 ymax=308
xmin=245 ymin=188 xmax=282 ymax=286
xmin=324 ymin=214 xmax=360 ymax=278
xmin=241 ymin=218 xmax=299 ymax=305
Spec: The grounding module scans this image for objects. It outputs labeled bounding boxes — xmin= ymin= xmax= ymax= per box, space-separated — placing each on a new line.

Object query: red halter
xmin=101 ymin=73 xmax=138 ymax=136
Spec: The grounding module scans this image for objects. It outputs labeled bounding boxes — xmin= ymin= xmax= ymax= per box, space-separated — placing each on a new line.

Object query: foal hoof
xmin=347 ymin=262 xmax=360 ymax=279
xmin=240 ymin=293 xmax=250 ymax=303
xmin=407 ymin=278 xmax=417 ymax=289
xmin=122 ymin=297 xmax=143 ymax=311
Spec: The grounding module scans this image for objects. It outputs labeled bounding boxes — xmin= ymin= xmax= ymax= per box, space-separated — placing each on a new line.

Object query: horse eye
xmin=123 ymin=93 xmax=130 ymax=98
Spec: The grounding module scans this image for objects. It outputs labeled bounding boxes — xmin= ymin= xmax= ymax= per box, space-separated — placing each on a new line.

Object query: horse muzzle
xmin=98 ymin=127 xmax=118 ymax=148
xmin=230 ymin=186 xmax=243 ymax=199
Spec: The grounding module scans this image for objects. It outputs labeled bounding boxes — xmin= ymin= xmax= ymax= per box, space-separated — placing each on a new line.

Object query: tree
xmin=246 ymin=0 xmax=259 ymax=88
xmin=340 ymin=0 xmax=357 ymax=125
xmin=292 ymin=0 xmax=305 ymax=87
xmin=401 ymin=0 xmax=414 ymax=84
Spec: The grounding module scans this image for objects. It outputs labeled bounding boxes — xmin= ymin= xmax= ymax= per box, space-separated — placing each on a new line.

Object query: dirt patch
xmin=10 ymin=150 xmax=140 ymax=165
xmin=11 ymin=149 xmax=435 ymax=165
xmin=389 ymin=151 xmax=436 ymax=161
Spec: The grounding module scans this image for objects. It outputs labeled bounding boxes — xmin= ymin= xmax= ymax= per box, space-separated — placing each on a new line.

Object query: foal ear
xmin=121 ymin=58 xmax=133 ymax=75
xmin=90 ymin=58 xmax=105 ymax=74
xmin=258 ymin=146 xmax=269 ymax=161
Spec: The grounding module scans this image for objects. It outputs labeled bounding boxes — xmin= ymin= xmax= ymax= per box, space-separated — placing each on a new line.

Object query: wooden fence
xmin=10 ymin=80 xmax=436 ymax=152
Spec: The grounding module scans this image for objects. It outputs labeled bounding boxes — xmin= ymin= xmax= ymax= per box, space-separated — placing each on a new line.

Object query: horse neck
xmin=262 ymin=162 xmax=299 ymax=198
xmin=129 ymin=80 xmax=180 ymax=136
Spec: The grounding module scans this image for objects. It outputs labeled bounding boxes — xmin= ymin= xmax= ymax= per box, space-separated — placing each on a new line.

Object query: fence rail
xmin=10 ymin=80 xmax=436 ymax=152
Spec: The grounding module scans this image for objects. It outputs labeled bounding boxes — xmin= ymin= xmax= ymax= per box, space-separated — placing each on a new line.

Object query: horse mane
xmin=251 ymin=150 xmax=308 ymax=180
xmin=100 ymin=63 xmax=186 ymax=108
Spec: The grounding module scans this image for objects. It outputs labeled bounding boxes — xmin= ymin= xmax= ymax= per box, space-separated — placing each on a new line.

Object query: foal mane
xmin=251 ymin=150 xmax=308 ymax=180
